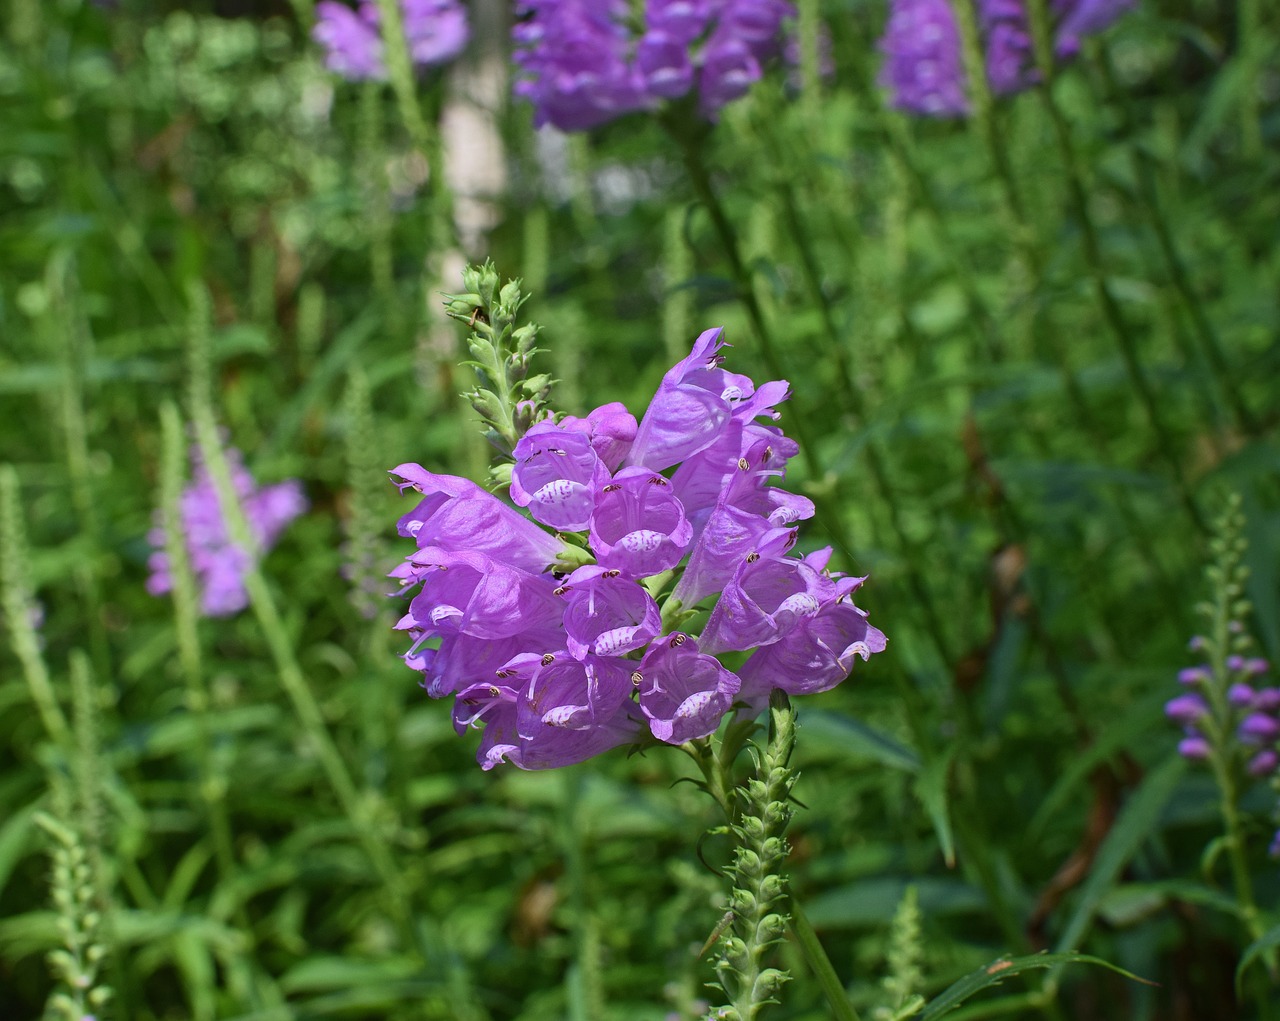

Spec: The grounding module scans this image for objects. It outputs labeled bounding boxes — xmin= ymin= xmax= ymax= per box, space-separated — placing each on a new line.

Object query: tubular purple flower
xmin=628 ymin=328 xmax=789 ymax=471
xmin=408 ymin=628 xmax=563 ymax=698
xmin=558 ymin=402 xmax=638 ymax=471
xmin=510 ymin=423 xmax=610 ymax=532
xmin=1228 ymin=683 xmax=1257 ymax=708
xmin=1248 ymin=749 xmax=1279 ymax=777
xmin=636 ymin=633 xmax=742 ymax=744
xmin=737 ymin=598 xmax=887 ymax=703
xmin=1164 ymin=693 xmax=1209 ymax=726
xmin=1052 ymin=0 xmax=1133 ymax=58
xmin=1239 ymin=712 xmax=1280 ymax=745
xmin=1178 ymin=665 xmax=1210 ymax=685
xmin=698 ymin=34 xmax=763 ymax=115
xmin=638 ymin=30 xmax=698 ymax=98
xmin=699 ymin=530 xmax=827 ymax=654
xmin=1254 ymin=688 xmax=1280 ymax=712
xmin=589 ymin=467 xmax=694 ymax=577
xmin=1177 ymin=734 xmax=1211 ymax=760
xmin=404 ymin=547 xmax=562 ymax=639
xmin=557 ymin=566 xmax=662 ymax=659
xmin=391 ymin=464 xmax=569 ymax=573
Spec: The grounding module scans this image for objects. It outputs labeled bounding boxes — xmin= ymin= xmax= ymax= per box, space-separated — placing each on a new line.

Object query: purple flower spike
xmin=877 ymin=0 xmax=970 ymax=118
xmin=558 ymin=566 xmax=662 ymax=659
xmin=1177 ymin=734 xmax=1211 ymax=760
xmin=510 ymin=423 xmax=609 ymax=532
xmin=147 ymin=444 xmax=306 ymax=618
xmin=559 ymin=402 xmax=638 ymax=471
xmin=979 ymin=0 xmax=1037 ymax=95
xmin=1239 ymin=712 xmax=1280 ymax=745
xmin=314 ymin=2 xmax=384 ymax=79
xmin=391 ymin=464 xmax=568 ymax=573
xmin=513 ymin=1 xmax=649 ymax=131
xmin=636 ymin=633 xmax=742 ymax=744
xmin=737 ymin=598 xmax=887 ymax=703
xmin=589 ymin=467 xmax=694 ymax=577
xmin=1164 ymin=693 xmax=1209 ymax=725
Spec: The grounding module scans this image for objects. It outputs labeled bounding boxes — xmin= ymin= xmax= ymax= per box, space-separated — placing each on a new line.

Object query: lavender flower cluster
xmin=391 ymin=329 xmax=885 ymax=770
xmin=147 ymin=445 xmax=307 ymax=618
xmin=512 ymin=0 xmax=797 ymax=131
xmin=878 ymin=0 xmax=1133 ymax=117
xmin=313 ymin=0 xmax=468 ymax=81
xmin=1167 ymin=649 xmax=1280 ymax=857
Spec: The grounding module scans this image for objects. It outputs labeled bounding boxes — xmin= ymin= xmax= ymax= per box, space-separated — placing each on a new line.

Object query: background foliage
xmin=1 ymin=0 xmax=1278 ymax=1018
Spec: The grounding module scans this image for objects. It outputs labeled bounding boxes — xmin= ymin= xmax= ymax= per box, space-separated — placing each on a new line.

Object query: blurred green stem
xmin=1096 ymin=46 xmax=1257 ymax=435
xmin=0 ymin=466 xmax=71 ymax=748
xmin=1025 ymin=0 xmax=1205 ymax=533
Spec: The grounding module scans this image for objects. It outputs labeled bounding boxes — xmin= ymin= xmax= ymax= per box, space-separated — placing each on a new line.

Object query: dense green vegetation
xmin=1 ymin=1 xmax=1277 ymax=1018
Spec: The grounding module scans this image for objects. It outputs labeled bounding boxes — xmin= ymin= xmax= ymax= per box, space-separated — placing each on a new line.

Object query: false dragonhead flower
xmin=313 ymin=0 xmax=468 ymax=81
xmin=147 ymin=444 xmax=307 ymax=617
xmin=512 ymin=0 xmax=796 ymax=131
xmin=392 ymin=277 xmax=884 ymax=771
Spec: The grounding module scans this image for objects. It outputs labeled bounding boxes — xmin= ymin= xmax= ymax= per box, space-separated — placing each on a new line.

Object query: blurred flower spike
xmin=878 ymin=0 xmax=1134 ymax=117
xmin=313 ymin=0 xmax=468 ymax=81
xmin=390 ymin=263 xmax=885 ymax=770
xmin=512 ymin=0 xmax=798 ymax=131
xmin=147 ymin=445 xmax=307 ymax=617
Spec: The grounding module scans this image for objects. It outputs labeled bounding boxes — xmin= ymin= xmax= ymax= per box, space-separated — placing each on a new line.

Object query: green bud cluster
xmin=442 ymin=261 xmax=554 ymax=469
xmin=705 ymin=693 xmax=798 ymax=1021
xmin=36 ymin=790 xmax=112 ymax=1021
xmin=875 ymin=886 xmax=925 ymax=1021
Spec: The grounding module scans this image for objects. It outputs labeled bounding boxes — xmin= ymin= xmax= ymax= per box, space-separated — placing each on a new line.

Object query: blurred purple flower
xmin=313 ymin=0 xmax=468 ymax=82
xmin=147 ymin=445 xmax=306 ymax=618
xmin=877 ymin=0 xmax=1134 ymax=117
xmin=878 ymin=0 xmax=970 ymax=117
xmin=512 ymin=0 xmax=795 ymax=131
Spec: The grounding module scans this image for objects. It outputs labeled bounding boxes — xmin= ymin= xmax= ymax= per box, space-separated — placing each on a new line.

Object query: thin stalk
xmin=374 ymin=0 xmax=455 ymax=254
xmin=157 ymin=401 xmax=238 ymax=886
xmin=1095 ymin=46 xmax=1257 ymax=435
xmin=948 ymin=46 xmax=1185 ymax=624
xmin=0 ymin=465 xmax=71 ymax=748
xmin=664 ymin=116 xmax=951 ymax=665
xmin=1025 ymin=0 xmax=1205 ymax=533
xmin=770 ymin=178 xmax=955 ymax=668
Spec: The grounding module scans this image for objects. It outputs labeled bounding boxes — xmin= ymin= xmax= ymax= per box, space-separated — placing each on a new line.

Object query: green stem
xmin=158 ymin=402 xmax=238 ymax=888
xmin=1095 ymin=46 xmax=1257 ymax=436
xmin=1025 ymin=0 xmax=1205 ymax=534
xmin=0 ymin=466 xmax=71 ymax=748
xmin=789 ymin=900 xmax=861 ymax=1021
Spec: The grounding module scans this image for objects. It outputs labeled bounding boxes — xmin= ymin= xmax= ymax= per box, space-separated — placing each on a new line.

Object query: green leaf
xmin=1236 ymin=922 xmax=1280 ymax=994
xmin=798 ymin=710 xmax=921 ymax=772
xmin=1052 ymin=756 xmax=1186 ymax=958
xmin=920 ymin=951 xmax=1153 ymax=1019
